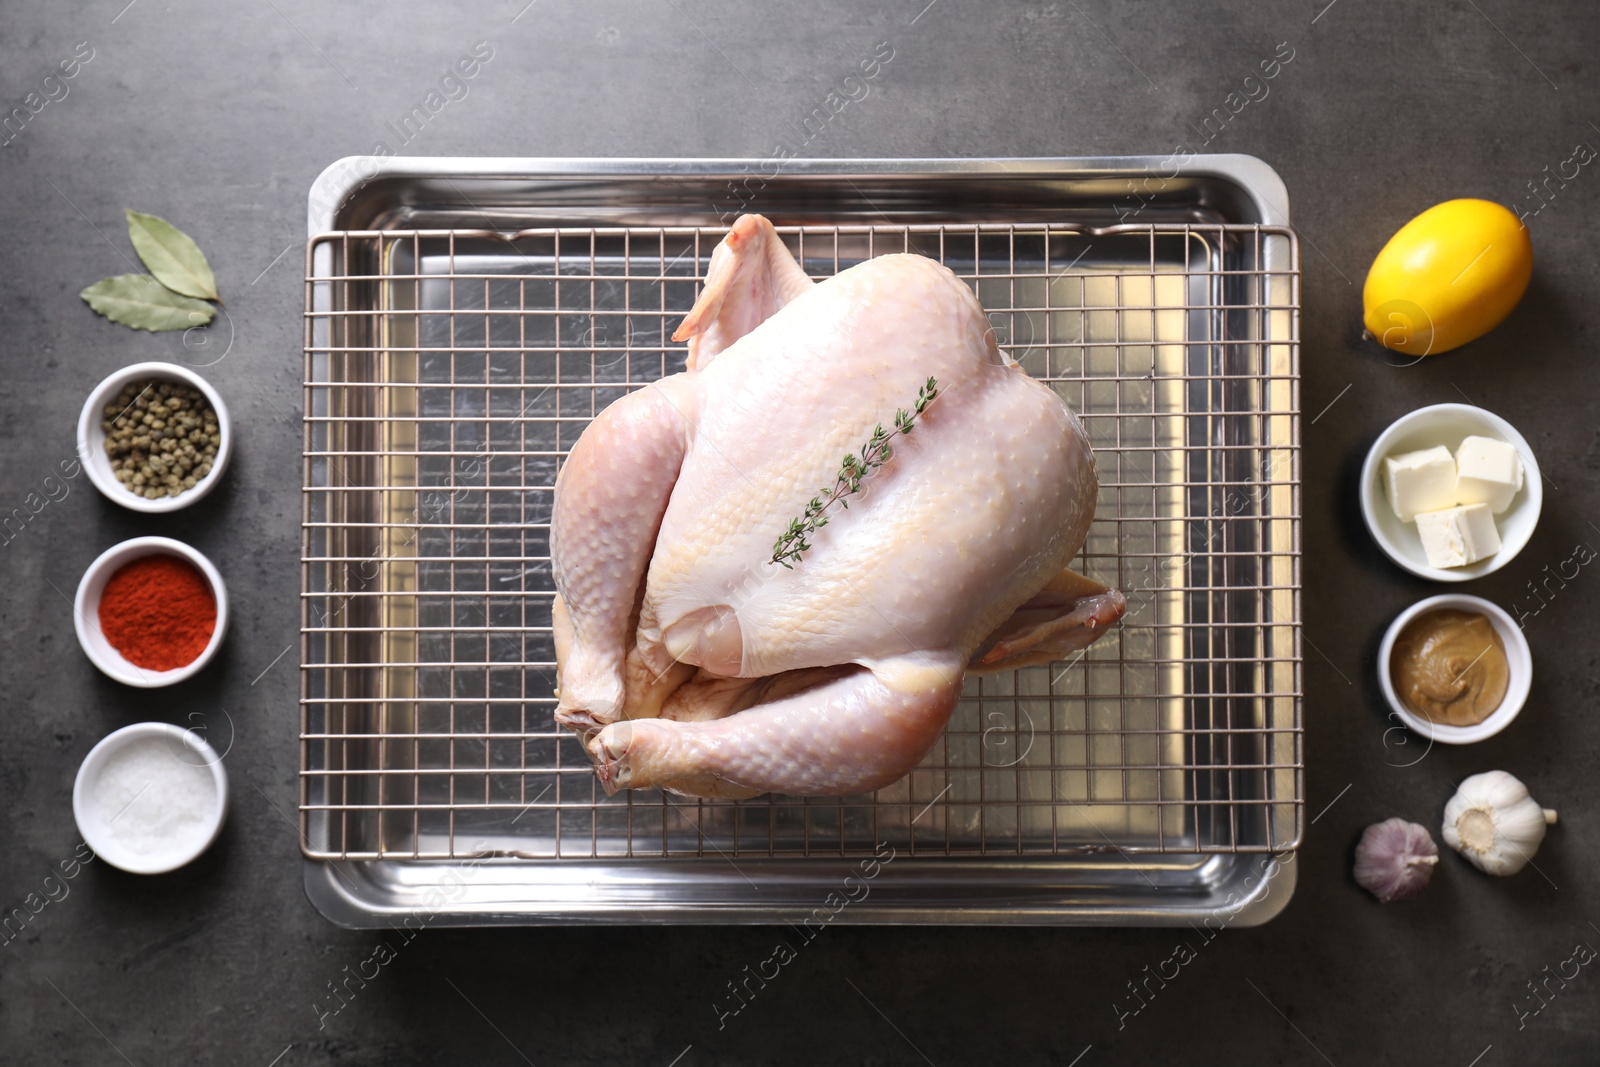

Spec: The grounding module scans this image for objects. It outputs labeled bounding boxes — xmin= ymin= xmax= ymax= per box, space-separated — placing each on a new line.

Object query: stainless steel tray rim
xmin=300 ymin=156 xmax=1302 ymax=927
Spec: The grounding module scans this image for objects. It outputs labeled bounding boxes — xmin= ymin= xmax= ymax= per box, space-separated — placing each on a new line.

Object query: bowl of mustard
xmin=1378 ymin=594 xmax=1531 ymax=744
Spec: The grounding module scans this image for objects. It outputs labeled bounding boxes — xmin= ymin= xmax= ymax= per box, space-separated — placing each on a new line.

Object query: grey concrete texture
xmin=2 ymin=0 xmax=1597 ymax=1063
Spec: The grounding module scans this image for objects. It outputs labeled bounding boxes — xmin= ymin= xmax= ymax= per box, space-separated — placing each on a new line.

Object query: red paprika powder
xmin=97 ymin=555 xmax=217 ymax=670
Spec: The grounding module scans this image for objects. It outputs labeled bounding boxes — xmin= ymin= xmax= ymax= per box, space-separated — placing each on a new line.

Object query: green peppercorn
xmin=103 ymin=379 xmax=222 ymax=498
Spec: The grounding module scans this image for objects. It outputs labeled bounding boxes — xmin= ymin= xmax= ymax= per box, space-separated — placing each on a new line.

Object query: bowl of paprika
xmin=73 ymin=536 xmax=228 ymax=687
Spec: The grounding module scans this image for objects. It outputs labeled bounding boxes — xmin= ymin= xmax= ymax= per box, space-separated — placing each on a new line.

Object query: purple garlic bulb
xmin=1354 ymin=818 xmax=1439 ymax=902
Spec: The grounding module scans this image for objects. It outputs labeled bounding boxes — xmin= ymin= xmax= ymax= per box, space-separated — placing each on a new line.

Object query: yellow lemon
xmin=1363 ymin=199 xmax=1533 ymax=357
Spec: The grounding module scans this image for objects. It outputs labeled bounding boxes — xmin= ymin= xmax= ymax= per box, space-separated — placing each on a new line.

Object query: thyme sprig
xmin=769 ymin=377 xmax=939 ymax=568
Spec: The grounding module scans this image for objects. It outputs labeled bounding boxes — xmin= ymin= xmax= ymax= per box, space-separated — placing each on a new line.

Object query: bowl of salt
xmin=73 ymin=721 xmax=228 ymax=874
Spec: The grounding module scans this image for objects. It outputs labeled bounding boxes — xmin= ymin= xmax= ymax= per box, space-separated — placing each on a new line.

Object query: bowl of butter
xmin=1360 ymin=403 xmax=1542 ymax=581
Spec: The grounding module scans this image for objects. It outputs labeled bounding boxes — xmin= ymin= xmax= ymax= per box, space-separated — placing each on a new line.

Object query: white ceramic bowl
xmin=73 ymin=721 xmax=228 ymax=874
xmin=77 ymin=361 xmax=232 ymax=513
xmin=73 ymin=536 xmax=229 ymax=687
xmin=1378 ymin=593 xmax=1531 ymax=744
xmin=1359 ymin=403 xmax=1541 ymax=581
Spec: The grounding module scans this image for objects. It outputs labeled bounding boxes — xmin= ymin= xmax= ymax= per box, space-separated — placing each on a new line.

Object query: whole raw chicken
xmin=550 ymin=215 xmax=1125 ymax=798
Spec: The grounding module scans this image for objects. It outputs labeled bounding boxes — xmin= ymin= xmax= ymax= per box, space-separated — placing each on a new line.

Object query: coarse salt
xmin=89 ymin=736 xmax=217 ymax=857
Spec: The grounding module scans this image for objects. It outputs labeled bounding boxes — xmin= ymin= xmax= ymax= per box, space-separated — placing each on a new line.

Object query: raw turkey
xmin=549 ymin=214 xmax=1125 ymax=798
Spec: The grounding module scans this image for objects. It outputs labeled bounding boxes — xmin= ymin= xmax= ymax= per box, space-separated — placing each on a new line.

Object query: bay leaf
xmin=125 ymin=209 xmax=219 ymax=302
xmin=80 ymin=274 xmax=217 ymax=332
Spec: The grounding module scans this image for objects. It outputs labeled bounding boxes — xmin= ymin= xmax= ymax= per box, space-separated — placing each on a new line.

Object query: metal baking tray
xmin=301 ymin=157 xmax=1301 ymax=926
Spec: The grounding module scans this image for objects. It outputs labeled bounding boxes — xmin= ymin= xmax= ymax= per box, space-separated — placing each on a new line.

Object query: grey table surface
xmin=3 ymin=1 xmax=1598 ymax=1064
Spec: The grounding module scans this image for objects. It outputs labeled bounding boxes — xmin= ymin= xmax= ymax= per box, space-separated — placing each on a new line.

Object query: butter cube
xmin=1415 ymin=503 xmax=1502 ymax=568
xmin=1455 ymin=435 xmax=1524 ymax=514
xmin=1384 ymin=446 xmax=1458 ymax=523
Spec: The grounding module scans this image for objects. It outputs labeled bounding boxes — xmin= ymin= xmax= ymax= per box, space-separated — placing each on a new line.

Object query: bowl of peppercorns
xmin=77 ymin=361 xmax=231 ymax=512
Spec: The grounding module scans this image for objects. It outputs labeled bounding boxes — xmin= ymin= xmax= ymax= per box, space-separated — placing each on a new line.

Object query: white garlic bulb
xmin=1442 ymin=770 xmax=1557 ymax=876
xmin=1354 ymin=818 xmax=1439 ymax=902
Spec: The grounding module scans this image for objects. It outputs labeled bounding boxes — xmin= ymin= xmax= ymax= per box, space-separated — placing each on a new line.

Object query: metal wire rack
xmin=301 ymin=221 xmax=1301 ymax=863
